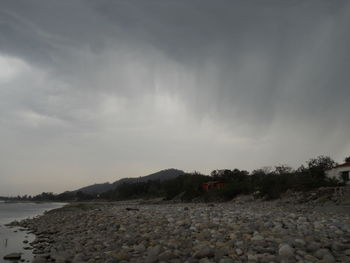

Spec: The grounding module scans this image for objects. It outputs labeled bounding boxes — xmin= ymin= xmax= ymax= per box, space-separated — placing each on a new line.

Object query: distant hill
xmin=74 ymin=169 xmax=185 ymax=195
xmin=74 ymin=182 xmax=114 ymax=195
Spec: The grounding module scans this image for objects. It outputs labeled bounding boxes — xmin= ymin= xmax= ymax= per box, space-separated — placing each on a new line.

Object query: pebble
xmin=279 ymin=244 xmax=294 ymax=259
xmin=7 ymin=201 xmax=350 ymax=263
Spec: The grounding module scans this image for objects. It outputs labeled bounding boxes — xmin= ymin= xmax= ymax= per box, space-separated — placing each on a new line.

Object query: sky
xmin=0 ymin=0 xmax=349 ymax=195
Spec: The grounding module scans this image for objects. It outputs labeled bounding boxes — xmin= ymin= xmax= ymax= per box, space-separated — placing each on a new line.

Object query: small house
xmin=326 ymin=162 xmax=350 ymax=184
xmin=202 ymin=181 xmax=226 ymax=191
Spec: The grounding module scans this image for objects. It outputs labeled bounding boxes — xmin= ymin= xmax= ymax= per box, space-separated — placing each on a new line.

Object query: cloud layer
xmin=0 ymin=0 xmax=349 ymax=195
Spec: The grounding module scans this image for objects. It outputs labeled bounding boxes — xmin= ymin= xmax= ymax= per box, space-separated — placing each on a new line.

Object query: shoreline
xmin=1 ymin=202 xmax=67 ymax=263
xmin=0 ymin=224 xmax=35 ymax=263
xmin=9 ymin=200 xmax=350 ymax=263
xmin=2 ymin=201 xmax=66 ymax=204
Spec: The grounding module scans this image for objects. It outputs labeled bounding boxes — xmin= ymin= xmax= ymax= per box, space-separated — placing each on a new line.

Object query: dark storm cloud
xmin=0 ymin=0 xmax=349 ymax=194
xmin=2 ymin=0 xmax=349 ymax=126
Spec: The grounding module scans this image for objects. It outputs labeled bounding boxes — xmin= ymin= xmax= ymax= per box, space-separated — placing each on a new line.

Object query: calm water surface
xmin=0 ymin=202 xmax=65 ymax=262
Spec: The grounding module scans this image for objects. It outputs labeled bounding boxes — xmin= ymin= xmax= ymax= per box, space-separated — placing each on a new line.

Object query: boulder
xmin=3 ymin=253 xmax=21 ymax=260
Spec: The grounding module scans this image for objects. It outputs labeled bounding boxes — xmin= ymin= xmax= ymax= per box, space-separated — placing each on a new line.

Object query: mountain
xmin=74 ymin=182 xmax=114 ymax=195
xmin=74 ymin=169 xmax=185 ymax=195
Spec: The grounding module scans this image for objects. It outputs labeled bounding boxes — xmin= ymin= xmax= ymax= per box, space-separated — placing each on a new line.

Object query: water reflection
xmin=0 ymin=202 xmax=65 ymax=262
xmin=0 ymin=224 xmax=34 ymax=262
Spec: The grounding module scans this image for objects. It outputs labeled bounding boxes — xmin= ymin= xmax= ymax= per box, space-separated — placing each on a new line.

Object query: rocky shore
xmin=9 ymin=200 xmax=350 ymax=263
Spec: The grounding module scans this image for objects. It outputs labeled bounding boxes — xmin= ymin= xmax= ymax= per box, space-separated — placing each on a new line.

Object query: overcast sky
xmin=0 ymin=0 xmax=349 ymax=195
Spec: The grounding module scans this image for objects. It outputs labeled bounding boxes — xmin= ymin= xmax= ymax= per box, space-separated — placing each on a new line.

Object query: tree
xmin=345 ymin=156 xmax=350 ymax=163
xmin=307 ymin=155 xmax=337 ymax=171
xmin=307 ymin=155 xmax=337 ymax=180
xmin=274 ymin=165 xmax=293 ymax=175
xmin=210 ymin=170 xmax=218 ymax=177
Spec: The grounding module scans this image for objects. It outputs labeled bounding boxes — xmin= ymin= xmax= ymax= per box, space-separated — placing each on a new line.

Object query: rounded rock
xmin=279 ymin=244 xmax=294 ymax=259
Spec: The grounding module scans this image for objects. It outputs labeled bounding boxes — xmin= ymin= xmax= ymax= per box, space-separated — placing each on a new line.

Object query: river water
xmin=0 ymin=202 xmax=65 ymax=262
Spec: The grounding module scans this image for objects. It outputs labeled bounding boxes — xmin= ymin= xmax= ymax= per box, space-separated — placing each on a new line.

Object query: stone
xmin=134 ymin=244 xmax=146 ymax=252
xmin=193 ymin=247 xmax=215 ymax=258
xmin=113 ymin=252 xmax=130 ymax=261
xmin=306 ymin=242 xmax=320 ymax=253
xmin=314 ymin=248 xmax=331 ymax=259
xmin=219 ymin=258 xmax=234 ymax=263
xmin=251 ymin=235 xmax=264 ymax=241
xmin=147 ymin=245 xmax=162 ymax=257
xmin=158 ymin=251 xmax=175 ymax=261
xmin=304 ymin=254 xmax=318 ymax=261
xmin=145 ymin=255 xmax=158 ymax=263
xmin=247 ymin=253 xmax=258 ymax=261
xmin=322 ymin=254 xmax=336 ymax=263
xmin=279 ymin=244 xmax=294 ymax=259
xmin=294 ymin=239 xmax=306 ymax=247
xmin=3 ymin=253 xmax=22 ymax=260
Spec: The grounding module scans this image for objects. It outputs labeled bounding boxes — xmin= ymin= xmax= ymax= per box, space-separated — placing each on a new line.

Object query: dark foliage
xmin=100 ymin=172 xmax=211 ymax=201
xmin=4 ymin=155 xmax=343 ymax=202
xmin=210 ymin=156 xmax=340 ymax=200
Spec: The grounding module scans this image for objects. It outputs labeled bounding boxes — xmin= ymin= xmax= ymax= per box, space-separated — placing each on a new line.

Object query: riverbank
xmin=10 ymin=200 xmax=350 ymax=263
xmin=0 ymin=202 xmax=66 ymax=262
xmin=0 ymin=224 xmax=34 ymax=262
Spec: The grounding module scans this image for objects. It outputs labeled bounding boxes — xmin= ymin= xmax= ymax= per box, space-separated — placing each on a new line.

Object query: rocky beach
xmin=9 ymin=200 xmax=350 ymax=263
xmin=0 ymin=202 xmax=66 ymax=263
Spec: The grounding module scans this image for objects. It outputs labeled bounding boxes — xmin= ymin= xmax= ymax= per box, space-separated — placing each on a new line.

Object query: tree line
xmin=101 ymin=155 xmax=343 ymax=201
xmin=2 ymin=155 xmax=349 ymax=202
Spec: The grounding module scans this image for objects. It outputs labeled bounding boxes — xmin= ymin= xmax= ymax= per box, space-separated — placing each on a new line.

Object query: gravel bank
xmin=11 ymin=201 xmax=350 ymax=263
